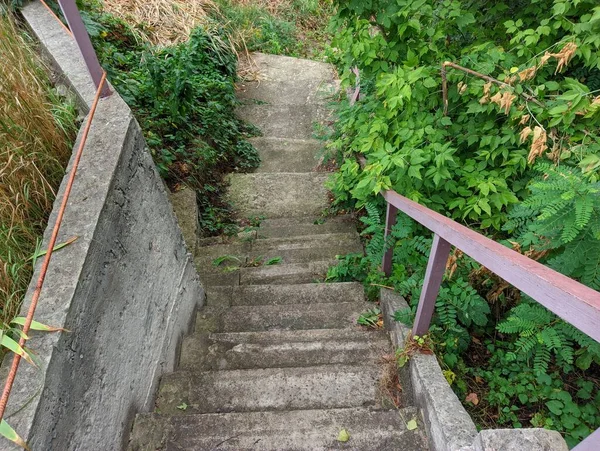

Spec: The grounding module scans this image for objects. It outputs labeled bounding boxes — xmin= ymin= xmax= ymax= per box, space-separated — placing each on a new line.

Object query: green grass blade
xmin=0 ymin=420 xmax=29 ymax=450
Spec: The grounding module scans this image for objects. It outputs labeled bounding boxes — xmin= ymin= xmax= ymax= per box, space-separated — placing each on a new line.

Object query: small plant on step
xmin=396 ymin=334 xmax=434 ymax=368
xmin=357 ymin=307 xmax=382 ymax=329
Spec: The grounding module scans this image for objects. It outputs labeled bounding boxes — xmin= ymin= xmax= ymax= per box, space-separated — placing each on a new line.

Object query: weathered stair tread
xmin=128 ymin=406 xmax=428 ymax=451
xmin=237 ymin=78 xmax=336 ymax=106
xmin=258 ymin=216 xmax=356 ymax=238
xmin=260 ymin=215 xmax=354 ymax=227
xmin=245 ymin=52 xmax=335 ymax=82
xmin=208 ymin=328 xmax=387 ymax=344
xmin=179 ymin=329 xmax=389 ymax=370
xmin=226 ymin=172 xmax=330 ymax=218
xmin=237 ymin=103 xmax=330 ymax=139
xmin=156 ymin=364 xmax=382 ymax=414
xmin=250 ymin=137 xmax=323 ymax=173
xmin=196 ymin=232 xmax=360 ymax=257
xmin=196 ymin=301 xmax=371 ymax=333
xmin=198 ymin=260 xmax=333 ymax=287
xmin=195 ymin=242 xmax=360 ymax=268
xmin=205 ymin=282 xmax=365 ymax=307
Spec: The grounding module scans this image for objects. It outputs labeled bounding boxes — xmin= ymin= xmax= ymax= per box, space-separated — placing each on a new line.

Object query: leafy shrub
xmin=325 ymin=0 xmax=600 ymax=445
xmin=74 ymin=2 xmax=260 ymax=234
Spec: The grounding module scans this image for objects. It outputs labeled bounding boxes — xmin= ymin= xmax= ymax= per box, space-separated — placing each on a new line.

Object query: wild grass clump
xmin=0 ymin=12 xmax=77 ymax=325
xmin=216 ymin=0 xmax=335 ymax=58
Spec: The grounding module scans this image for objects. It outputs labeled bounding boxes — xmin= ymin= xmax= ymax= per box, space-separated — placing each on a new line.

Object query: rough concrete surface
xmin=128 ymin=406 xmax=425 ymax=451
xmin=179 ymin=332 xmax=389 ymax=370
xmin=472 ymin=429 xmax=568 ymax=451
xmin=226 ymin=172 xmax=330 ymax=218
xmin=156 ymin=364 xmax=381 ymax=414
xmin=198 ymin=301 xmax=372 ymax=333
xmin=128 ymin=50 xmax=430 ymax=451
xmin=168 ymin=187 xmax=198 ymax=253
xmin=1 ymin=5 xmax=202 ymax=450
xmin=22 ymin=2 xmax=99 ymax=111
xmin=204 ymin=282 xmax=365 ymax=307
xmin=251 ymin=137 xmax=323 ymax=173
xmin=237 ymin=103 xmax=330 ymax=139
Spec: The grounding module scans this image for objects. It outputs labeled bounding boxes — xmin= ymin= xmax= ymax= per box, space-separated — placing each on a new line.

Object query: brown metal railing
xmin=382 ymin=189 xmax=600 ymax=450
xmin=0 ymin=0 xmax=111 ymax=439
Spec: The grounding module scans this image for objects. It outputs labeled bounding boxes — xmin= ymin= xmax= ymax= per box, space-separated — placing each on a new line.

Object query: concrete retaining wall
xmin=0 ymin=3 xmax=203 ymax=450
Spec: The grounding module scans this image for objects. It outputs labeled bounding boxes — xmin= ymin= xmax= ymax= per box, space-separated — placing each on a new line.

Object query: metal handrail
xmin=381 ymin=189 xmax=600 ymax=450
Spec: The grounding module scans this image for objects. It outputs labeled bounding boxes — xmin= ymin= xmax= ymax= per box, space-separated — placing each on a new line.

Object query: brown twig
xmin=441 ymin=61 xmax=543 ymax=115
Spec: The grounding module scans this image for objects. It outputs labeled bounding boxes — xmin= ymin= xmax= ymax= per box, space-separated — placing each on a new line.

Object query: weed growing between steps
xmin=47 ymin=0 xmax=261 ymax=235
xmin=323 ymin=0 xmax=600 ymax=445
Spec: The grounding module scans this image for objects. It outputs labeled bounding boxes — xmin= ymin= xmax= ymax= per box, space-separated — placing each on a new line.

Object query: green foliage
xmin=357 ymin=307 xmax=381 ymax=328
xmin=74 ymin=2 xmax=260 ymax=234
xmin=326 ymin=0 xmax=600 ymax=446
xmin=506 ymin=163 xmax=600 ymax=289
xmin=214 ymin=0 xmax=334 ymax=58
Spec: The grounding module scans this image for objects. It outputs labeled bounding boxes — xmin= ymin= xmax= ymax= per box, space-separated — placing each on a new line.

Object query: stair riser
xmin=179 ymin=338 xmax=389 ymax=371
xmin=198 ymin=260 xmax=333 ymax=287
xmin=205 ymin=282 xmax=365 ymax=307
xmin=236 ymin=104 xmax=330 ymax=140
xmin=195 ymin=302 xmax=369 ymax=333
xmin=257 ymin=222 xmax=356 ymax=238
xmin=250 ymin=137 xmax=322 ymax=173
xmin=237 ymin=79 xmax=336 ymax=106
xmin=196 ymin=245 xmax=360 ymax=269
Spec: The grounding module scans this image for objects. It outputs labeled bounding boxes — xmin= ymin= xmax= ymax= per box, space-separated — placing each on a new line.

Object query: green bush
xmin=325 ymin=0 xmax=600 ymax=446
xmin=75 ymin=3 xmax=260 ymax=234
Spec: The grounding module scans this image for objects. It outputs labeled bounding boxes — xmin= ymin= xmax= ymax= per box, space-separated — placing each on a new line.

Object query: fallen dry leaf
xmin=465 ymin=393 xmax=480 ymax=405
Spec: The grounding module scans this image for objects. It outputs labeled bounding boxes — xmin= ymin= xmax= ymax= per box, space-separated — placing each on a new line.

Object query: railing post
xmin=413 ymin=234 xmax=451 ymax=336
xmin=57 ymin=0 xmax=111 ymax=98
xmin=382 ymin=202 xmax=398 ymax=276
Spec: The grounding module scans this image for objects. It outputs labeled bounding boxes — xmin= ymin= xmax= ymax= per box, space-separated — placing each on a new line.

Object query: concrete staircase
xmin=127 ymin=53 xmax=428 ymax=450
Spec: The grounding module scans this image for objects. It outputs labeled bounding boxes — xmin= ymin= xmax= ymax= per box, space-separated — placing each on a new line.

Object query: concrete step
xmin=128 ymin=406 xmax=428 ymax=451
xmin=258 ymin=214 xmax=357 ymax=238
xmin=245 ymin=52 xmax=335 ymax=82
xmin=194 ymin=233 xmax=361 ymax=268
xmin=198 ymin=260 xmax=333 ymax=287
xmin=226 ymin=172 xmax=330 ymax=218
xmin=156 ymin=364 xmax=382 ymax=415
xmin=251 ymin=137 xmax=323 ymax=173
xmin=195 ymin=301 xmax=370 ymax=333
xmin=236 ymin=52 xmax=336 ymax=107
xmin=179 ymin=330 xmax=389 ymax=371
xmin=237 ymin=103 xmax=330 ymax=140
xmin=238 ymin=78 xmax=336 ymax=106
xmin=204 ymin=282 xmax=365 ymax=307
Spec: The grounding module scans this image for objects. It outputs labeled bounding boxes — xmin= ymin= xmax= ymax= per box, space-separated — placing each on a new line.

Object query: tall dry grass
xmin=0 ymin=12 xmax=77 ymax=325
xmin=101 ymin=0 xmax=219 ymax=45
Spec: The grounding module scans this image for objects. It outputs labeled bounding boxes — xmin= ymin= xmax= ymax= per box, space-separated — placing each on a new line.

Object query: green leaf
xmin=337 ymin=429 xmax=350 ymax=442
xmin=406 ymin=419 xmax=418 ymax=430
xmin=176 ymin=402 xmax=188 ymax=411
xmin=212 ymin=255 xmax=242 ymax=267
xmin=0 ymin=334 xmax=35 ymax=366
xmin=28 ymin=236 xmax=78 ymax=262
xmin=546 ymin=400 xmax=564 ymax=415
xmin=265 ymin=257 xmax=283 ymax=265
xmin=0 ymin=420 xmax=29 ymax=450
xmin=11 ymin=317 xmax=68 ymax=333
